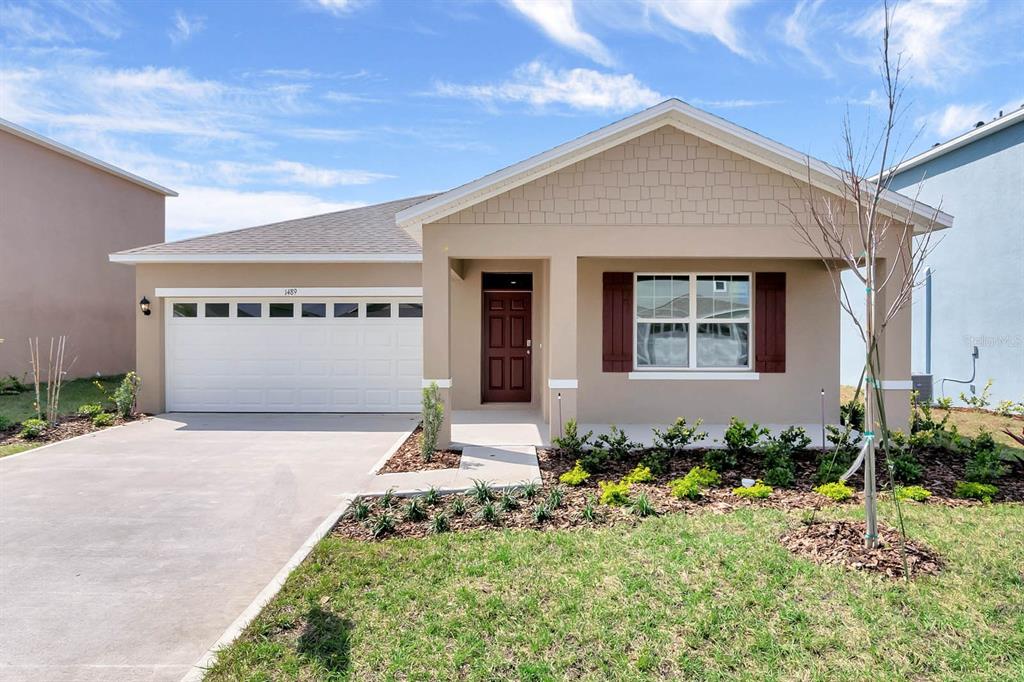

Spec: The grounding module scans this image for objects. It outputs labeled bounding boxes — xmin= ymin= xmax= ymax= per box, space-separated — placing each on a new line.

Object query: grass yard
xmin=0 ymin=442 xmax=39 ymax=458
xmin=207 ymin=503 xmax=1024 ymax=681
xmin=0 ymin=375 xmax=123 ymax=424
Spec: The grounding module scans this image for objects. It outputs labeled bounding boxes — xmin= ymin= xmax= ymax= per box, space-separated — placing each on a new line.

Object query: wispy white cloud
xmin=324 ymin=91 xmax=383 ymax=104
xmin=309 ymin=0 xmax=369 ymax=17
xmin=916 ymin=98 xmax=1024 ymax=139
xmin=690 ymin=98 xmax=782 ymax=109
xmin=167 ymin=186 xmax=364 ymax=241
xmin=209 ymin=160 xmax=393 ymax=187
xmin=169 ymin=10 xmax=205 ymax=45
xmin=433 ymin=61 xmax=662 ymax=113
xmin=507 ymin=0 xmax=615 ymax=67
xmin=56 ymin=0 xmax=123 ymax=39
xmin=640 ymin=0 xmax=755 ymax=58
xmin=780 ymin=0 xmax=831 ymax=75
xmin=0 ymin=4 xmax=71 ymax=43
xmin=283 ymin=127 xmax=365 ymax=142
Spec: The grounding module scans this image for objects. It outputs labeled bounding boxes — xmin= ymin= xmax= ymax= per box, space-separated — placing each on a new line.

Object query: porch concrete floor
xmin=361 ymin=445 xmax=541 ymax=495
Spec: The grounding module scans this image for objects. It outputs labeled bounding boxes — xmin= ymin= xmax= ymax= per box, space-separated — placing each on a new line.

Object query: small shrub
xmin=581 ymin=496 xmax=598 ymax=522
xmin=379 ymin=488 xmax=397 ymax=508
xmin=519 ymin=481 xmax=540 ymax=500
xmin=685 ymin=466 xmax=722 ymax=488
xmin=77 ymin=403 xmax=104 ymax=418
xmin=954 ymin=481 xmax=998 ymax=503
xmin=631 ymin=493 xmax=657 ymax=517
xmin=532 ymin=503 xmax=552 ymax=523
xmin=91 ymin=412 xmax=115 ymax=428
xmin=559 ymin=461 xmax=591 ymax=486
xmin=430 ymin=514 xmax=450 ymax=534
xmin=652 ymin=417 xmax=708 ymax=451
xmin=368 ymin=512 xmax=396 ymax=539
xmin=552 ymin=418 xmax=592 ymax=459
xmin=500 ymin=490 xmax=521 ymax=512
xmin=994 ymin=399 xmax=1024 ymax=417
xmin=546 ymin=486 xmax=565 ymax=510
xmin=579 ymin=447 xmax=612 ymax=474
xmin=777 ymin=425 xmax=813 ymax=451
xmin=595 ymin=424 xmax=641 ymax=461
xmin=816 ymin=426 xmax=862 ymax=484
xmin=423 ymin=486 xmax=441 ymax=506
xmin=724 ymin=417 xmax=769 ymax=460
xmin=470 ymin=479 xmax=494 ymax=504
xmin=0 ymin=374 xmax=28 ymax=395
xmin=450 ymin=495 xmax=467 ymax=516
xmin=349 ymin=498 xmax=371 ymax=521
xmin=960 ymin=379 xmax=993 ymax=409
xmin=703 ymin=448 xmax=734 ymax=473
xmin=598 ymin=480 xmax=631 ymax=506
xmin=813 ymin=481 xmax=855 ymax=502
xmin=421 ymin=382 xmax=444 ymax=462
xmin=669 ymin=476 xmax=701 ymax=500
xmin=888 ymin=450 xmax=924 ymax=484
xmin=403 ymin=497 xmax=427 ymax=522
xmin=640 ymin=449 xmax=671 ymax=476
xmin=894 ymin=485 xmax=932 ymax=502
xmin=840 ymin=398 xmax=865 ymax=431
xmin=732 ymin=481 xmax=773 ymax=499
xmin=478 ymin=501 xmax=499 ymax=524
xmin=964 ymin=431 xmax=1009 ymax=484
xmin=112 ymin=372 xmax=142 ymax=418
xmin=622 ymin=464 xmax=655 ymax=485
xmin=19 ymin=418 xmax=47 ymax=439
xmin=0 ymin=415 xmax=13 ymax=431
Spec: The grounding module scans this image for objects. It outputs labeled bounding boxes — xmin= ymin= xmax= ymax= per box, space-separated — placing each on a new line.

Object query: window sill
xmin=627 ymin=371 xmax=760 ymax=381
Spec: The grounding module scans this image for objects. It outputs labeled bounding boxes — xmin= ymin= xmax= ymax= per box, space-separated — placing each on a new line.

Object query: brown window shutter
xmin=755 ymin=272 xmax=786 ymax=373
xmin=602 ymin=272 xmax=633 ymax=372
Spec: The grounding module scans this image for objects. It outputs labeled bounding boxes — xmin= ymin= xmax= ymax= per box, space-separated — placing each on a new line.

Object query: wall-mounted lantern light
xmin=139 ymin=296 xmax=152 ymax=316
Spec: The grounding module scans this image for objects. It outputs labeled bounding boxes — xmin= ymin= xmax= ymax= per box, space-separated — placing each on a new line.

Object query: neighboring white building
xmin=841 ymin=105 xmax=1024 ymax=404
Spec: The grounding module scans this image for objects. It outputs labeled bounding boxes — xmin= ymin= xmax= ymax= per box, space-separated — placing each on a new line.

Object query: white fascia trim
xmin=628 ymin=371 xmax=761 ymax=381
xmin=880 ymin=380 xmax=913 ymax=390
xmin=874 ymin=106 xmax=1024 ymax=179
xmin=1 ymin=117 xmax=178 ymax=197
xmin=109 ymin=253 xmax=422 ymax=264
xmin=548 ymin=379 xmax=578 ymax=389
xmin=155 ymin=287 xmax=423 ymax=298
xmin=422 ymin=379 xmax=452 ymax=389
xmin=395 ymin=99 xmax=951 ymax=231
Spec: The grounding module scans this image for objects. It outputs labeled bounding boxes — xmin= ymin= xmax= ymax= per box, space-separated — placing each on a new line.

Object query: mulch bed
xmin=780 ymin=519 xmax=944 ymax=578
xmin=376 ymin=427 xmax=461 ymax=473
xmin=0 ymin=413 xmax=143 ymax=449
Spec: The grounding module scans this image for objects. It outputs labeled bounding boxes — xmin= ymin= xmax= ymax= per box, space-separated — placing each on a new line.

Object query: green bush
xmin=77 ymin=403 xmax=104 ymax=418
xmin=882 ymin=431 xmax=924 ymax=483
xmin=732 ymin=481 xmax=773 ymax=499
xmin=91 ymin=412 xmax=115 ymax=428
xmin=403 ymin=497 xmax=428 ymax=522
xmin=499 ymin=491 xmax=521 ymax=512
xmin=652 ymin=417 xmax=708 ymax=451
xmin=532 ymin=503 xmax=552 ymax=523
xmin=598 ymin=480 xmax=631 ymax=506
xmin=552 ymin=418 xmax=592 ymax=459
xmin=686 ymin=465 xmax=721 ymax=488
xmin=545 ymin=486 xmax=565 ymax=509
xmin=706 ymin=417 xmax=767 ymax=471
xmin=669 ymin=466 xmax=721 ymax=500
xmin=964 ymin=431 xmax=1009 ymax=484
xmin=421 ymin=382 xmax=444 ymax=462
xmin=755 ymin=426 xmax=810 ymax=488
xmin=960 ymin=379 xmax=993 ymax=409
xmin=894 ymin=485 xmax=932 ymax=502
xmin=478 ymin=501 xmax=499 ymax=524
xmin=622 ymin=464 xmax=655 ymax=485
xmin=640 ymin=449 xmax=671 ymax=476
xmin=631 ymin=493 xmax=656 ymax=517
xmin=349 ymin=498 xmax=371 ymax=521
xmin=112 ymin=372 xmax=142 ymax=418
xmin=430 ymin=514 xmax=449 ymax=534
xmin=0 ymin=415 xmax=12 ymax=432
xmin=449 ymin=495 xmax=467 ymax=516
xmin=816 ymin=425 xmax=862 ymax=484
xmin=594 ymin=425 xmax=640 ymax=461
xmin=470 ymin=479 xmax=494 ymax=504
xmin=910 ymin=400 xmax=962 ymax=452
xmin=19 ymin=418 xmax=48 ymax=439
xmin=840 ymin=398 xmax=865 ymax=431
xmin=813 ymin=481 xmax=855 ymax=502
xmin=368 ymin=512 xmax=396 ymax=539
xmin=423 ymin=486 xmax=441 ymax=506
xmin=0 ymin=374 xmax=28 ymax=395
xmin=559 ymin=461 xmax=591 ymax=486
xmin=954 ymin=481 xmax=998 ymax=503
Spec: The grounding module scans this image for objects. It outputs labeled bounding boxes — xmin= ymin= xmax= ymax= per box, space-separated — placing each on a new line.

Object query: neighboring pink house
xmin=0 ymin=119 xmax=175 ymax=380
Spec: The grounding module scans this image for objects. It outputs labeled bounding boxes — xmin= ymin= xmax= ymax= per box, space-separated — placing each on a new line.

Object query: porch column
xmin=875 ymin=255 xmax=913 ymax=431
xmin=548 ymin=254 xmax=578 ymax=442
xmin=422 ymin=240 xmax=453 ymax=446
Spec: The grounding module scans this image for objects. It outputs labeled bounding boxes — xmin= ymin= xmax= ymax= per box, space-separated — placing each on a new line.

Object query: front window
xmin=635 ymin=274 xmax=750 ymax=370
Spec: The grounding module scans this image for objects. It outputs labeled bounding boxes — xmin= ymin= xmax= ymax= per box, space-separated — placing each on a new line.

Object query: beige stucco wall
xmin=133 ymin=262 xmax=421 ymax=414
xmin=0 ymin=130 xmax=166 ymax=379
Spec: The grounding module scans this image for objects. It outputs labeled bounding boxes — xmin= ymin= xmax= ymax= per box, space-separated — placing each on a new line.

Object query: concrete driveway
xmin=0 ymin=412 xmax=416 ymax=682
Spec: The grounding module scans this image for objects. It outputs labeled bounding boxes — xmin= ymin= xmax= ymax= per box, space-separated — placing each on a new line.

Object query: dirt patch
xmin=376 ymin=427 xmax=461 ymax=473
xmin=0 ymin=414 xmax=143 ymax=449
xmin=779 ymin=519 xmax=943 ymax=579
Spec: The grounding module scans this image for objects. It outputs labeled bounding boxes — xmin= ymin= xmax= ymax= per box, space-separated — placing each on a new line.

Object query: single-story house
xmin=1 ymin=118 xmax=174 ymax=379
xmin=111 ymin=100 xmax=951 ymax=446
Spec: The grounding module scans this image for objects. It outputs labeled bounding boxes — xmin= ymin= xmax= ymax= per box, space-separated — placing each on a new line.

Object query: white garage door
xmin=165 ymin=298 xmax=422 ymax=412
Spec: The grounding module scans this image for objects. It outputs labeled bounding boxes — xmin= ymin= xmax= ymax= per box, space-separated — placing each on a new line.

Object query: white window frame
xmin=632 ymin=272 xmax=753 ymax=372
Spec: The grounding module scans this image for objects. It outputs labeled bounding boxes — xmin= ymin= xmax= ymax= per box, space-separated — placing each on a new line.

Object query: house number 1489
xmin=284 ymin=288 xmax=298 ymax=296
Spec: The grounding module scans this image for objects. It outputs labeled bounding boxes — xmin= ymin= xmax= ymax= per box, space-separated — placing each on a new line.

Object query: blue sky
xmin=2 ymin=0 xmax=1022 ymax=241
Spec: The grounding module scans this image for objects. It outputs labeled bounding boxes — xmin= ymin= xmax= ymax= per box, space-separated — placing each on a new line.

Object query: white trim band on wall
xmin=422 ymin=379 xmax=452 ymax=389
xmin=548 ymin=379 xmax=578 ymax=389
xmin=880 ymin=380 xmax=913 ymax=390
xmin=155 ymin=287 xmax=423 ymax=298
xmin=110 ymin=253 xmax=422 ymax=264
xmin=628 ymin=371 xmax=760 ymax=381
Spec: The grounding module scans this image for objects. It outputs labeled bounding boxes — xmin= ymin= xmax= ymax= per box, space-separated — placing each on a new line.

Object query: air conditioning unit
xmin=912 ymin=374 xmax=933 ymax=404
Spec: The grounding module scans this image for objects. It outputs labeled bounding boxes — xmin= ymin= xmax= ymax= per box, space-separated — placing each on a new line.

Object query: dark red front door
xmin=482 ymin=291 xmax=532 ymax=402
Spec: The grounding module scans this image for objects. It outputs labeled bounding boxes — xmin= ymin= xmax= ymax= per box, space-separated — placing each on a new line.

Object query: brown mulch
xmin=376 ymin=427 xmax=461 ymax=473
xmin=779 ymin=519 xmax=944 ymax=579
xmin=0 ymin=413 xmax=143 ymax=448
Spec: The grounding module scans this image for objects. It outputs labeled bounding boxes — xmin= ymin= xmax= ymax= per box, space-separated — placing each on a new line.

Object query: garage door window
xmin=333 ymin=303 xmax=359 ymax=318
xmin=205 ymin=303 xmax=230 ymax=318
xmin=237 ymin=302 xmax=261 ymax=318
xmin=173 ymin=303 xmax=197 ymax=318
xmin=301 ymin=303 xmax=327 ymax=318
xmin=367 ymin=303 xmax=392 ymax=318
xmin=269 ymin=303 xmax=294 ymax=318
xmin=399 ymin=303 xmax=423 ymax=318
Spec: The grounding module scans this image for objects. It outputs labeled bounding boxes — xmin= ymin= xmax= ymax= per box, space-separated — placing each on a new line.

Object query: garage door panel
xmin=167 ymin=298 xmax=422 ymax=413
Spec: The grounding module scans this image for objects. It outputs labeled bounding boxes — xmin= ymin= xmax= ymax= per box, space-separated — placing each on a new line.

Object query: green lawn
xmin=0 ymin=442 xmax=39 ymax=458
xmin=207 ymin=503 xmax=1024 ymax=681
xmin=0 ymin=375 xmax=123 ymax=424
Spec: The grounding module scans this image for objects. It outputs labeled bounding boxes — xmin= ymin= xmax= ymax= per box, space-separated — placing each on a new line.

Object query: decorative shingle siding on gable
xmin=435 ymin=126 xmax=819 ymax=227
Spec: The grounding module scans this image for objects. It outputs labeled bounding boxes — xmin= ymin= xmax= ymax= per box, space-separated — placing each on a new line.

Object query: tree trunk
xmin=864 ymin=259 xmax=879 ymax=549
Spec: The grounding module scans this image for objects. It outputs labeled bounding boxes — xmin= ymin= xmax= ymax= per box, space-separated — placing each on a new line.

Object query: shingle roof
xmin=114 ymin=194 xmax=437 ymax=260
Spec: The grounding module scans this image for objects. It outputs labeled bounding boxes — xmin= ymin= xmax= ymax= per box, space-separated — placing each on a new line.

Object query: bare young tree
xmin=789 ymin=2 xmax=944 ymax=549
xmin=28 ymin=336 xmax=76 ymax=424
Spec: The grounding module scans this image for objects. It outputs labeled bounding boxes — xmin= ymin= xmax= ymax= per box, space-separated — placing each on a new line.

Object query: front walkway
xmin=0 ymin=413 xmax=416 ymax=682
